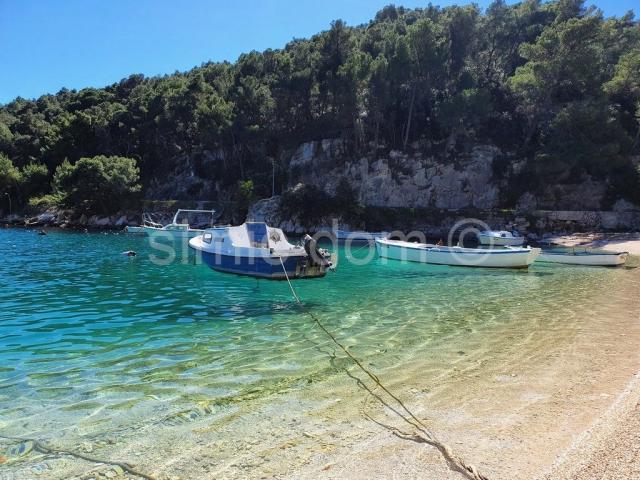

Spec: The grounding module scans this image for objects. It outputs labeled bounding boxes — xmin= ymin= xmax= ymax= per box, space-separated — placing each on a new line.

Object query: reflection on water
xmin=0 ymin=228 xmax=638 ymax=478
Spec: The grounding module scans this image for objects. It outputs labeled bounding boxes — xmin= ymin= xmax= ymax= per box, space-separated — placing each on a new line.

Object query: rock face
xmin=247 ymin=195 xmax=640 ymax=235
xmin=288 ymin=140 xmax=500 ymax=209
xmin=244 ymin=139 xmax=640 ymax=234
xmin=13 ymin=209 xmax=141 ymax=230
xmin=534 ymin=178 xmax=607 ymax=211
xmin=137 ymin=138 xmax=638 ymax=217
xmin=247 ymin=196 xmax=281 ymax=225
xmin=145 ymin=150 xmax=226 ymax=201
xmin=247 ymin=194 xmax=331 ymax=234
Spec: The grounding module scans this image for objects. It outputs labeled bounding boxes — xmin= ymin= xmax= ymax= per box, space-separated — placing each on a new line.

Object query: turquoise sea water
xmin=1 ymin=228 xmax=638 ymax=477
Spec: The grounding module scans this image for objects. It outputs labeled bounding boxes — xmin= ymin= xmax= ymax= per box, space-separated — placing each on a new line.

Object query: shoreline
xmin=4 ymin=215 xmax=640 ymax=247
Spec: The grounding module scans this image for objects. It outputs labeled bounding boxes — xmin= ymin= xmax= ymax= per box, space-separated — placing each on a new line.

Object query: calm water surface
xmin=0 ymin=228 xmax=638 ymax=476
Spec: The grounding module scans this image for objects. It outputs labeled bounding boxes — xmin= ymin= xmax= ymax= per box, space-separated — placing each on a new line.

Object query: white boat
xmin=132 ymin=209 xmax=216 ymax=239
xmin=537 ymin=249 xmax=629 ymax=266
xmin=375 ymin=237 xmax=539 ymax=269
xmin=189 ymin=222 xmax=333 ymax=279
xmin=333 ymin=229 xmax=388 ymax=242
xmin=477 ymin=230 xmax=525 ymax=246
xmin=124 ymin=225 xmax=145 ymax=234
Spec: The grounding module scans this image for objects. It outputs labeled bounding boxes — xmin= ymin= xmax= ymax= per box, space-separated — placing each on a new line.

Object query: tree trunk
xmin=524 ymin=112 xmax=539 ymax=147
xmin=230 ymin=131 xmax=244 ymax=179
xmin=403 ymin=84 xmax=416 ymax=152
xmin=446 ymin=127 xmax=457 ymax=153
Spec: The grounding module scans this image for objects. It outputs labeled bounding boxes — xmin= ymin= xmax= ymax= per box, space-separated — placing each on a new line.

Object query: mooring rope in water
xmin=344 ymin=240 xmax=374 ymax=259
xmin=0 ymin=434 xmax=156 ymax=480
xmin=278 ymin=257 xmax=489 ymax=480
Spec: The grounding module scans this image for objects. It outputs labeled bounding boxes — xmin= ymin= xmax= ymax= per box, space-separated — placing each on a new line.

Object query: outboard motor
xmin=302 ymin=234 xmax=332 ymax=268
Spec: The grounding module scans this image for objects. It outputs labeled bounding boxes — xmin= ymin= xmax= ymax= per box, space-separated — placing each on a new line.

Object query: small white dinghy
xmin=537 ymin=248 xmax=629 ymax=266
xmin=476 ymin=230 xmax=525 ymax=246
xmin=375 ymin=238 xmax=540 ymax=269
xmin=124 ymin=225 xmax=145 ymax=234
xmin=333 ymin=229 xmax=388 ymax=242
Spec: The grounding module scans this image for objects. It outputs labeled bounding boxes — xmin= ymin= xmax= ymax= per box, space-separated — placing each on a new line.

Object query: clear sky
xmin=0 ymin=0 xmax=636 ymax=104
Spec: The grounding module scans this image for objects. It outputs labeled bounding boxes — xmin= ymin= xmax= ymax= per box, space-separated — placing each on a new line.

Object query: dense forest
xmin=0 ymin=0 xmax=639 ymax=217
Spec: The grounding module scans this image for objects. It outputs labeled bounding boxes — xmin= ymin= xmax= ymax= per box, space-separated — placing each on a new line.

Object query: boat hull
xmin=124 ymin=226 xmax=145 ymax=234
xmin=199 ymin=250 xmax=326 ymax=279
xmin=375 ymin=239 xmax=539 ymax=269
xmin=334 ymin=230 xmax=387 ymax=242
xmin=143 ymin=226 xmax=203 ymax=239
xmin=537 ymin=252 xmax=628 ymax=266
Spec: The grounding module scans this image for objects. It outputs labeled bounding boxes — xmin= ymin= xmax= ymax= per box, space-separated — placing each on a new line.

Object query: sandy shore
xmin=536 ymin=235 xmax=640 ymax=480
xmin=542 ymin=231 xmax=640 ymax=256
xmin=541 ymin=372 xmax=640 ymax=480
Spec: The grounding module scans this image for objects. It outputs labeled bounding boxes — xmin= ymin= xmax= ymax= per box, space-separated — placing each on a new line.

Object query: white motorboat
xmin=129 ymin=209 xmax=216 ymax=239
xmin=189 ymin=222 xmax=333 ymax=279
xmin=537 ymin=248 xmax=629 ymax=266
xmin=333 ymin=229 xmax=388 ymax=242
xmin=476 ymin=230 xmax=525 ymax=246
xmin=375 ymin=237 xmax=539 ymax=269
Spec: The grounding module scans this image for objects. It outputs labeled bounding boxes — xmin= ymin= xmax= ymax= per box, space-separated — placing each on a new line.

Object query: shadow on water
xmin=373 ymin=267 xmax=555 ymax=280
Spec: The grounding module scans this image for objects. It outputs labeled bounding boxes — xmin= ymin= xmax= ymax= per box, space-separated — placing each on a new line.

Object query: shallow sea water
xmin=1 ymin=228 xmax=639 ymax=479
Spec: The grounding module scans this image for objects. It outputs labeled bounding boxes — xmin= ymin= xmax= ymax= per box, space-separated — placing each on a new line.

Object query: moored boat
xmin=476 ymin=230 xmax=525 ymax=246
xmin=189 ymin=222 xmax=333 ymax=279
xmin=537 ymin=249 xmax=628 ymax=266
xmin=333 ymin=229 xmax=388 ymax=242
xmin=375 ymin=237 xmax=539 ymax=269
xmin=133 ymin=209 xmax=216 ymax=239
xmin=124 ymin=225 xmax=145 ymax=234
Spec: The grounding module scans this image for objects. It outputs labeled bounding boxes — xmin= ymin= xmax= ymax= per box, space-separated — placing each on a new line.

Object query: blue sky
xmin=0 ymin=0 xmax=636 ymax=104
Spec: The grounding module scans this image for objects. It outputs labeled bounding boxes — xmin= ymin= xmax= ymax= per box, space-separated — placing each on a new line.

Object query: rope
xmin=0 ymin=434 xmax=156 ymax=480
xmin=345 ymin=240 xmax=374 ymax=258
xmin=277 ymin=257 xmax=489 ymax=480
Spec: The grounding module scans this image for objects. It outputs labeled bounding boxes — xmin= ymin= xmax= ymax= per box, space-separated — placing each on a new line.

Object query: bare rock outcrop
xmin=287 ymin=141 xmax=501 ymax=210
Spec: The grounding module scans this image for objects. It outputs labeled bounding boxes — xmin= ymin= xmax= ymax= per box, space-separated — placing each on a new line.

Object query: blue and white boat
xmin=189 ymin=222 xmax=333 ymax=279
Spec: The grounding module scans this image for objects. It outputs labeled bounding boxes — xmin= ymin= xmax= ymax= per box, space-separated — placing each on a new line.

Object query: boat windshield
xmin=246 ymin=223 xmax=269 ymax=248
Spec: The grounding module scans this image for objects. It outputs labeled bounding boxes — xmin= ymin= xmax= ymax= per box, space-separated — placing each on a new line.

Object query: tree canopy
xmin=51 ymin=155 xmax=141 ymax=214
xmin=0 ymin=0 xmax=638 ymax=213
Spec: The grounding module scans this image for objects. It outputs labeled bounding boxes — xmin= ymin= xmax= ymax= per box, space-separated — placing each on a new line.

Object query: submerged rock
xmin=6 ymin=440 xmax=34 ymax=458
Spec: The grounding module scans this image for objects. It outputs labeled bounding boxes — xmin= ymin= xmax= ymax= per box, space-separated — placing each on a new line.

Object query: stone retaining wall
xmin=531 ymin=210 xmax=640 ymax=232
